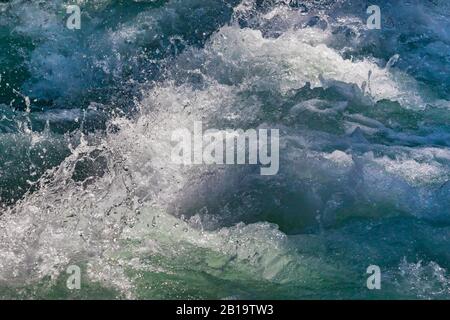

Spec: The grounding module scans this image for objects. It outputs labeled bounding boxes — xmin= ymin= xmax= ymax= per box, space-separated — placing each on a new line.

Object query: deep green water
xmin=1 ymin=0 xmax=450 ymax=299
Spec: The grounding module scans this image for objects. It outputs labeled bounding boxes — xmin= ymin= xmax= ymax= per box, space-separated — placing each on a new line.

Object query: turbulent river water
xmin=1 ymin=0 xmax=450 ymax=299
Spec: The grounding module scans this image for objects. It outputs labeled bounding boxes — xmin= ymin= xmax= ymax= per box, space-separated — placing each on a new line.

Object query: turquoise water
xmin=1 ymin=0 xmax=450 ymax=299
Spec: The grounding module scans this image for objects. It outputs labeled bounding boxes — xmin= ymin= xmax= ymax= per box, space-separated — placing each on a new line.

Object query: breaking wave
xmin=1 ymin=0 xmax=450 ymax=299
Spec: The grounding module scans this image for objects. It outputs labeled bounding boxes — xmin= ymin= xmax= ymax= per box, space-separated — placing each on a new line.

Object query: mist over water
xmin=1 ymin=0 xmax=450 ymax=299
